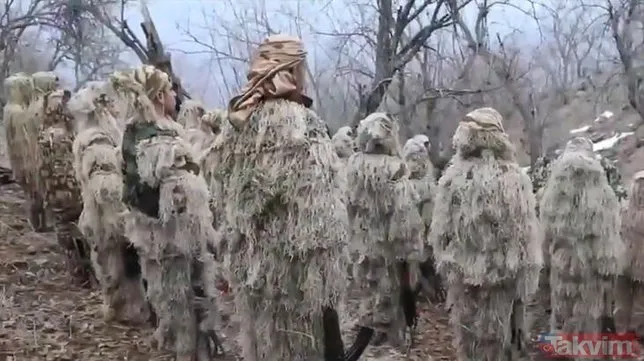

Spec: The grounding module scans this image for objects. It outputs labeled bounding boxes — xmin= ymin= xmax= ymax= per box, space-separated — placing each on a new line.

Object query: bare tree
xmin=328 ymin=0 xmax=474 ymax=127
xmin=534 ymin=1 xmax=606 ymax=102
xmin=605 ymin=0 xmax=644 ymax=141
xmin=0 ymin=0 xmax=62 ymax=101
xmin=448 ymin=0 xmax=557 ymax=165
xmin=46 ymin=2 xmax=126 ymax=89
xmin=77 ymin=0 xmax=190 ymax=98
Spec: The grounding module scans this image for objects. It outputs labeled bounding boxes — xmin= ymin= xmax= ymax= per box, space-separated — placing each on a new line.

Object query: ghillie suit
xmin=527 ymin=150 xmax=626 ymax=341
xmin=331 ymin=126 xmax=355 ymax=282
xmin=616 ymin=171 xmax=644 ymax=336
xmin=201 ymin=35 xmax=372 ymax=361
xmin=201 ymin=110 xmax=225 ymax=135
xmin=69 ymin=83 xmax=149 ymax=324
xmin=36 ymin=84 xmax=94 ymax=287
xmin=539 ymin=137 xmax=623 ymax=349
xmin=24 ymin=72 xmax=59 ymax=231
xmin=528 ymin=155 xmax=553 ymax=203
xmin=3 ymin=73 xmax=33 ymax=190
xmin=332 ymin=126 xmax=356 ymax=158
xmin=177 ymin=99 xmax=206 ymax=129
xmin=113 ymin=66 xmax=221 ymax=361
xmin=599 ymin=155 xmax=627 ymax=201
xmin=403 ymin=135 xmax=443 ymax=303
xmin=70 ymin=81 xmax=123 ymax=139
xmin=177 ymin=100 xmax=210 ymax=158
xmin=429 ymin=108 xmax=542 ymax=361
xmin=346 ymin=112 xmax=424 ymax=348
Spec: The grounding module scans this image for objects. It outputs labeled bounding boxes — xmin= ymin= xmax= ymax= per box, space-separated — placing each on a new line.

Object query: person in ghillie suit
xmin=177 ymin=100 xmax=211 ymax=159
xmin=36 ymin=78 xmax=94 ymax=287
xmin=429 ymin=108 xmax=543 ymax=361
xmin=539 ymin=137 xmax=623 ymax=347
xmin=200 ymin=34 xmax=372 ymax=361
xmin=3 ymin=73 xmax=33 ymax=193
xmin=25 ymin=72 xmax=60 ymax=232
xmin=332 ymin=126 xmax=357 ymax=159
xmin=526 ymin=148 xmax=626 ymax=343
xmin=616 ymin=171 xmax=644 ymax=337
xmin=402 ymin=135 xmax=443 ymax=303
xmin=346 ymin=112 xmax=424 ymax=349
xmin=331 ymin=126 xmax=355 ymax=281
xmin=599 ymin=155 xmax=627 ymax=201
xmin=69 ymin=81 xmax=149 ymax=325
xmin=113 ymin=65 xmax=220 ymax=361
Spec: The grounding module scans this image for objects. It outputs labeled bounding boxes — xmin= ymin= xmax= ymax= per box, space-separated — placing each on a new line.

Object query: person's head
xmin=564 ymin=136 xmax=594 ymax=157
xmin=357 ymin=112 xmax=401 ymax=156
xmin=110 ymin=65 xmax=175 ymax=120
xmin=3 ymin=72 xmax=33 ymax=106
xmin=141 ymin=67 xmax=176 ymax=118
xmin=31 ymin=71 xmax=59 ymax=95
xmin=228 ymin=34 xmax=311 ymax=129
xmin=452 ymin=107 xmax=515 ymax=161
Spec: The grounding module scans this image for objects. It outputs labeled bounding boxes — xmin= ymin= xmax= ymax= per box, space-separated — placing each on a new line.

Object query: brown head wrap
xmin=228 ymin=34 xmax=312 ymax=129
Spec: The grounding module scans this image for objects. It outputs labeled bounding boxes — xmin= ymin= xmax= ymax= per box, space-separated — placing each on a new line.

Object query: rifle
xmin=192 ymin=259 xmax=225 ymax=359
xmin=399 ymin=260 xmax=418 ymax=350
xmin=323 ymin=306 xmax=374 ymax=361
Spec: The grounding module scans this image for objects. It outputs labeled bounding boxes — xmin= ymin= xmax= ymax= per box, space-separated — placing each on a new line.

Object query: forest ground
xmin=0 ymin=182 xmax=455 ymax=361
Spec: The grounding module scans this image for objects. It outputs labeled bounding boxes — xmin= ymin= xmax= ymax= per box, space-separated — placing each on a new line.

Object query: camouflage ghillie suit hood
xmin=201 ymin=34 xmax=353 ymax=361
xmin=113 ymin=65 xmax=219 ymax=359
xmin=540 ymin=136 xmax=623 ymax=334
xmin=3 ymin=73 xmax=33 ymax=187
xmin=332 ymin=126 xmax=356 ymax=158
xmin=429 ymin=107 xmax=542 ymax=361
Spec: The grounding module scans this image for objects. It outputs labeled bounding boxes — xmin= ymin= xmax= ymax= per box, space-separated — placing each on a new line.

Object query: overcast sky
xmin=121 ymin=0 xmax=545 ymax=107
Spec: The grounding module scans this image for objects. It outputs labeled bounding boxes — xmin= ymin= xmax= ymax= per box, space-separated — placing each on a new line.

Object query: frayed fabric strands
xmin=202 ymin=98 xmax=347 ymax=361
xmin=429 ymin=107 xmax=542 ymax=361
xmin=539 ymin=137 xmax=623 ymax=336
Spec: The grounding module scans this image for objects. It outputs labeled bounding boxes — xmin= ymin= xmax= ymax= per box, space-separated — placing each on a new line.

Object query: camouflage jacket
xmin=38 ymin=91 xmax=82 ymax=216
xmin=121 ymin=120 xmax=200 ymax=218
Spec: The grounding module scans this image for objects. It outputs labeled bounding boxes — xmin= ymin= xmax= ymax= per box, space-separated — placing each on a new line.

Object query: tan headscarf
xmin=228 ymin=34 xmax=312 ymax=129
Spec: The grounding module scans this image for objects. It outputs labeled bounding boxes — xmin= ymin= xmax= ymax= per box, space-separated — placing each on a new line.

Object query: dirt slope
xmin=0 ymin=182 xmax=456 ymax=361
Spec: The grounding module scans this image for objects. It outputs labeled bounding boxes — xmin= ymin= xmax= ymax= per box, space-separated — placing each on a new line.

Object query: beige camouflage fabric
xmin=38 ymin=89 xmax=92 ymax=287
